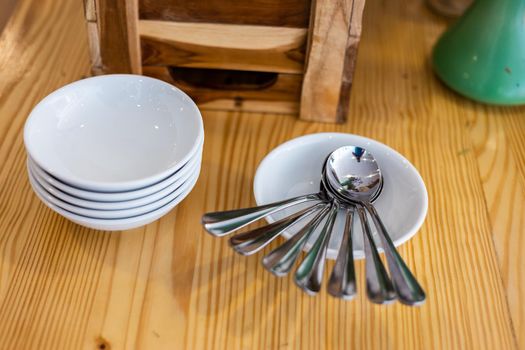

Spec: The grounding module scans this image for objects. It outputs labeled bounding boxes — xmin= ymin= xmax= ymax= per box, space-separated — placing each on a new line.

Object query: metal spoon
xmin=294 ymin=202 xmax=338 ymax=295
xmin=320 ymin=168 xmax=358 ymax=300
xmin=325 ymin=145 xmax=426 ymax=306
xmin=322 ymin=167 xmax=395 ymax=303
xmin=262 ymin=204 xmax=331 ymax=276
xmin=260 ymin=158 xmax=381 ymax=299
xmin=261 ymin=179 xmax=342 ymax=277
xmin=258 ymin=180 xmax=338 ymax=295
xmin=326 ymin=201 xmax=357 ymax=299
xmin=202 ymin=194 xmax=325 ymax=237
xmin=227 ymin=179 xmax=333 ymax=255
xmin=229 ymin=202 xmax=325 ymax=255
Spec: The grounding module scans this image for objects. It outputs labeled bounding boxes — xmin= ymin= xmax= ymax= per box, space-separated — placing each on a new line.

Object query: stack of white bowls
xmin=23 ymin=75 xmax=204 ymax=231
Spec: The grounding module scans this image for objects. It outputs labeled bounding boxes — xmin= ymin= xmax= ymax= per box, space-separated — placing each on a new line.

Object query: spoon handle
xmin=327 ymin=206 xmax=357 ymax=300
xmin=356 ymin=205 xmax=397 ymax=304
xmin=294 ymin=204 xmax=338 ymax=295
xmin=229 ymin=203 xmax=324 ymax=256
xmin=262 ymin=205 xmax=331 ymax=276
xmin=202 ymin=193 xmax=323 ymax=236
xmin=364 ymin=203 xmax=426 ymax=306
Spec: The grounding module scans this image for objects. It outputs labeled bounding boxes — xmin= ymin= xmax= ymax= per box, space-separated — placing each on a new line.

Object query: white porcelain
xmin=28 ymin=159 xmax=200 ymax=219
xmin=28 ymin=163 xmax=201 ymax=231
xmin=28 ymin=141 xmax=202 ymax=202
xmin=24 ymin=74 xmax=204 ymax=192
xmin=253 ymin=133 xmax=428 ymax=260
xmin=29 ymin=154 xmax=200 ymax=211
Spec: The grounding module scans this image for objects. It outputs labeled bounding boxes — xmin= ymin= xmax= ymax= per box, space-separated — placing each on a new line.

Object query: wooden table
xmin=0 ymin=0 xmax=523 ymax=349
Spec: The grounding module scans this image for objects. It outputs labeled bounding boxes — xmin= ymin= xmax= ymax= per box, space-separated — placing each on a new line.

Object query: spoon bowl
xmin=326 ymin=146 xmax=381 ymax=202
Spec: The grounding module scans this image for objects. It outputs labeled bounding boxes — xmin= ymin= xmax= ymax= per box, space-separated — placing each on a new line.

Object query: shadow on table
xmin=187 ymin=240 xmax=308 ymax=340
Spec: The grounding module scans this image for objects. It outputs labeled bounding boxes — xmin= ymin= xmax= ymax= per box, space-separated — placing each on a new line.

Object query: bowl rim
xmin=27 ymin=138 xmax=202 ymax=201
xmin=28 ymin=158 xmax=200 ymax=219
xmin=29 ymin=154 xmax=200 ymax=210
xmin=27 ymin=159 xmax=201 ymax=231
xmin=23 ymin=74 xmax=204 ymax=192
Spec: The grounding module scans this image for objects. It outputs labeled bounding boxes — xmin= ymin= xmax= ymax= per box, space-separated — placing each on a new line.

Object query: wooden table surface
xmin=0 ymin=0 xmax=524 ymax=349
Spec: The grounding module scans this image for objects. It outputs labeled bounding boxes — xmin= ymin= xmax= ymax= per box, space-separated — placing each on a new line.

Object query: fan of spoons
xmin=201 ymin=145 xmax=425 ymax=306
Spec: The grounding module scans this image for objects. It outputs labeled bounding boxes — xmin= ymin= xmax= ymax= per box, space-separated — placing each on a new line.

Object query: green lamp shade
xmin=432 ymin=0 xmax=525 ymax=105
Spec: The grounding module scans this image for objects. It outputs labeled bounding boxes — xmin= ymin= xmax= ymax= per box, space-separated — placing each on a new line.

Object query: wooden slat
xmin=82 ymin=0 xmax=97 ymax=22
xmin=143 ymin=66 xmax=301 ymax=114
xmin=139 ymin=0 xmax=311 ymax=28
xmin=86 ymin=22 xmax=102 ymax=74
xmin=125 ymin=0 xmax=141 ymax=74
xmin=336 ymin=0 xmax=366 ymax=120
xmin=97 ymin=0 xmax=141 ymax=74
xmin=83 ymin=0 xmax=102 ymax=74
xmin=140 ymin=21 xmax=306 ymax=74
xmin=300 ymin=0 xmax=366 ymax=123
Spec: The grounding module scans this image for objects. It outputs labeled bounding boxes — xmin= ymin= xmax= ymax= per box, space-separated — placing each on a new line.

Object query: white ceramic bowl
xmin=27 ymin=140 xmax=202 ymax=202
xmin=253 ymin=133 xmax=428 ymax=260
xmin=24 ymin=74 xmax=204 ymax=192
xmin=29 ymin=154 xmax=200 ymax=210
xmin=28 ymin=161 xmax=200 ymax=219
xmin=28 ymin=163 xmax=201 ymax=231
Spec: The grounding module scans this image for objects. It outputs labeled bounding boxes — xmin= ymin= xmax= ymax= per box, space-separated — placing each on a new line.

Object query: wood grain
xmin=469 ymin=106 xmax=525 ymax=348
xmin=0 ymin=0 xmax=523 ymax=349
xmin=300 ymin=0 xmax=366 ymax=123
xmin=140 ymin=21 xmax=306 ymax=74
xmin=96 ymin=0 xmax=141 ymax=74
xmin=143 ymin=66 xmax=302 ymax=114
xmin=336 ymin=0 xmax=366 ymax=121
xmin=139 ymin=0 xmax=311 ymax=28
xmin=82 ymin=0 xmax=96 ymax=22
xmin=0 ymin=0 xmax=18 ymax=34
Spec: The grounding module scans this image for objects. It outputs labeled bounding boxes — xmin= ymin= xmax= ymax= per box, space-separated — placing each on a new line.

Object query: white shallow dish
xmin=29 ymin=152 xmax=201 ymax=210
xmin=28 ymin=162 xmax=200 ymax=219
xmin=253 ymin=132 xmax=428 ymax=260
xmin=28 ymin=163 xmax=201 ymax=231
xmin=28 ymin=156 xmax=200 ymax=211
xmin=24 ymin=74 xmax=204 ymax=192
xmin=28 ymin=140 xmax=202 ymax=202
